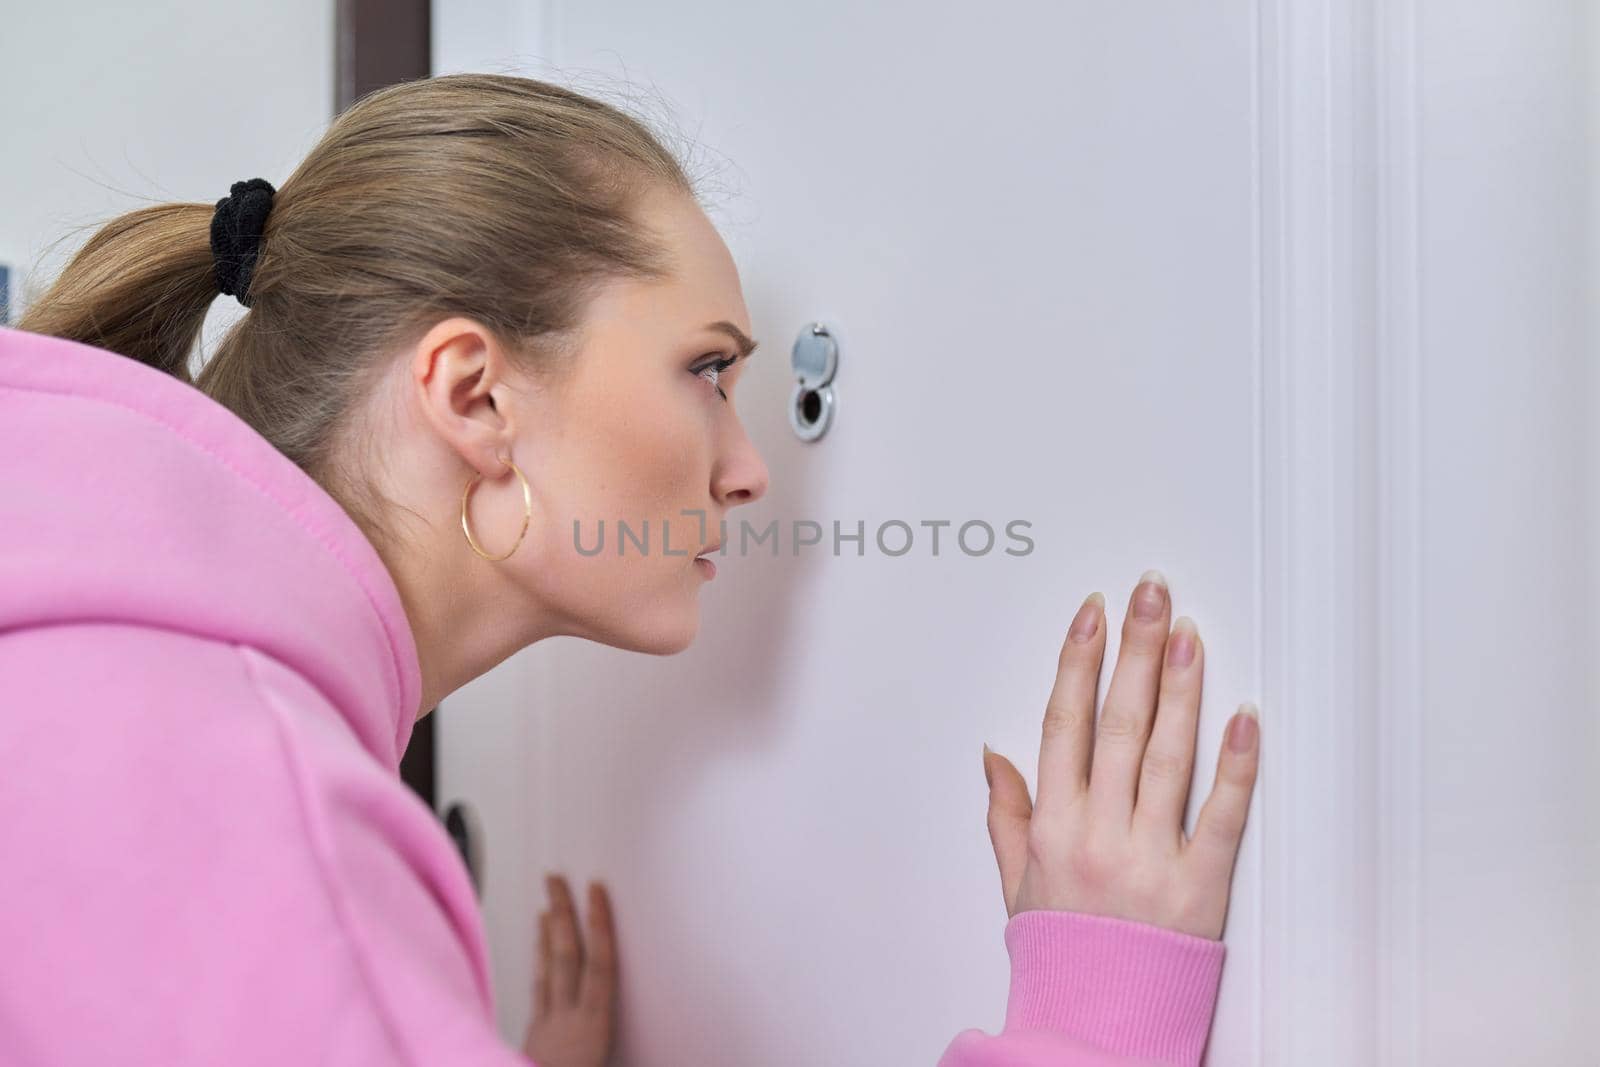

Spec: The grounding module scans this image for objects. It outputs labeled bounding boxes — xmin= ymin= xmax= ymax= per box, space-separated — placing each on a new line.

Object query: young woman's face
xmin=502 ymin=186 xmax=769 ymax=654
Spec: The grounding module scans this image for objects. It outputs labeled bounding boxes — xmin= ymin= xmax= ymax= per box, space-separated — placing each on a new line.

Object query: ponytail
xmin=18 ymin=202 xmax=217 ymax=384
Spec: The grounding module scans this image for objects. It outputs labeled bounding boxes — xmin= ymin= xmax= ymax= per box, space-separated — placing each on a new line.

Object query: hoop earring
xmin=461 ymin=455 xmax=532 ymax=562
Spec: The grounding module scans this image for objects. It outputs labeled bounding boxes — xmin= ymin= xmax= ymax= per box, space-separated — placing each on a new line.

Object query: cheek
xmin=637 ymin=429 xmax=714 ymax=559
xmin=557 ymin=386 xmax=712 ymax=550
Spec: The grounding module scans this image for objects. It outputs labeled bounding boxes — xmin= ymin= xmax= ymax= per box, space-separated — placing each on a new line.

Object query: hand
xmin=982 ymin=570 xmax=1260 ymax=941
xmin=521 ymin=874 xmax=618 ymax=1067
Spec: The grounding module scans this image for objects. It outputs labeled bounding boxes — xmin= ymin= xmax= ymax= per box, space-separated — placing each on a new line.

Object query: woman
xmin=0 ymin=73 xmax=1259 ymax=1066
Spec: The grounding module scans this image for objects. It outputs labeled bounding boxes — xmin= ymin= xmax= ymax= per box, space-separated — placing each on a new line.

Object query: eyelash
xmin=693 ymin=355 xmax=739 ymax=401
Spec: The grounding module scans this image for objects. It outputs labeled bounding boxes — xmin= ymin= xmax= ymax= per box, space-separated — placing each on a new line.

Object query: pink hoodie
xmin=0 ymin=325 xmax=1226 ymax=1066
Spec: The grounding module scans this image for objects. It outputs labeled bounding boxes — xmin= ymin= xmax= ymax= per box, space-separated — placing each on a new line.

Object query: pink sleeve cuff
xmin=1002 ymin=909 xmax=1226 ymax=1067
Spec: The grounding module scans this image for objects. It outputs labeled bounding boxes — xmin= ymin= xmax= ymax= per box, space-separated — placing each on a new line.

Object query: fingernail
xmin=1168 ymin=619 xmax=1196 ymax=667
xmin=1134 ymin=570 xmax=1167 ymax=620
xmin=982 ymin=742 xmax=994 ymax=787
xmin=1228 ymin=705 xmax=1259 ymax=752
xmin=1068 ymin=593 xmax=1101 ymax=642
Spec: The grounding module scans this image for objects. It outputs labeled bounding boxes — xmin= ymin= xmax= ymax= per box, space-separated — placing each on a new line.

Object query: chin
xmin=635 ymin=627 xmax=697 ymax=656
xmin=611 ymin=604 xmax=700 ymax=656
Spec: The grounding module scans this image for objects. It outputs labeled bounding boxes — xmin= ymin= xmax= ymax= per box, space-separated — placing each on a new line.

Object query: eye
xmin=692 ymin=355 xmax=739 ymax=402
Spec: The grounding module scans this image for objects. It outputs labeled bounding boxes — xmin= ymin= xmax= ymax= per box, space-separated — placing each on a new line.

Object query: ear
xmin=409 ymin=316 xmax=520 ymax=479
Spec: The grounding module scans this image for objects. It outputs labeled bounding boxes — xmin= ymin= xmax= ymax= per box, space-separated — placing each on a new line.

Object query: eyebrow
xmin=707 ymin=320 xmax=759 ymax=360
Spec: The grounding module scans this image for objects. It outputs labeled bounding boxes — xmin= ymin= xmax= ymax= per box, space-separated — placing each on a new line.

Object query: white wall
xmin=1590 ymin=0 xmax=1600 ymax=936
xmin=1410 ymin=3 xmax=1596 ymax=1059
xmin=0 ymin=1 xmax=335 ymax=353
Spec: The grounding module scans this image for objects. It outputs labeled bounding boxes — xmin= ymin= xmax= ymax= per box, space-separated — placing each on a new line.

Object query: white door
xmin=433 ymin=2 xmax=1599 ymax=1064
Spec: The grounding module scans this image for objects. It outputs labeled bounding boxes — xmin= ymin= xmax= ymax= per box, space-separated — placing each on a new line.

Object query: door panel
xmin=433 ymin=2 xmax=1599 ymax=1063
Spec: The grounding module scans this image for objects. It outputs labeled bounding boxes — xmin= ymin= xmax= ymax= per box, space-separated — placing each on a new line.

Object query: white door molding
xmin=1256 ymin=0 xmax=1423 ymax=1061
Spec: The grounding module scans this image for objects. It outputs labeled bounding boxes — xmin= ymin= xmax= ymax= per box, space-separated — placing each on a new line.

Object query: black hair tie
xmin=210 ymin=178 xmax=276 ymax=307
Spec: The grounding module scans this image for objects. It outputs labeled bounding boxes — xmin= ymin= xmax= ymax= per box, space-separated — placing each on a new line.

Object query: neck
xmin=377 ymin=530 xmax=560 ymax=722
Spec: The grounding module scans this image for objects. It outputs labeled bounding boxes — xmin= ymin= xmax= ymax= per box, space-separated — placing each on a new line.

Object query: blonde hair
xmin=19 ymin=72 xmax=697 ymax=555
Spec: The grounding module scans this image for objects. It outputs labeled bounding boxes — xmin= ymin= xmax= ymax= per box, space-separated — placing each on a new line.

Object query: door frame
xmin=334 ymin=0 xmax=438 ymax=810
xmin=1256 ymin=0 xmax=1423 ymax=1060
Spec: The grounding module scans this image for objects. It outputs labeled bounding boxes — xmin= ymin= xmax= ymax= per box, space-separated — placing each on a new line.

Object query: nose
xmin=714 ymin=425 xmax=769 ymax=508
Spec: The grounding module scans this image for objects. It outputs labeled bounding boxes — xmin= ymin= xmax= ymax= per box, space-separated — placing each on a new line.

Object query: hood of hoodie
xmin=0 ymin=326 xmax=422 ymax=771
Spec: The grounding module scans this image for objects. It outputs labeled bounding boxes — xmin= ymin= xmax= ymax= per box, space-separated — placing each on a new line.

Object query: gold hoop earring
xmin=461 ymin=455 xmax=532 ymax=562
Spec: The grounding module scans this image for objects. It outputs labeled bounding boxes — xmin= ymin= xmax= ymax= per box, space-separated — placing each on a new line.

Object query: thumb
xmin=982 ymin=743 xmax=1033 ymax=917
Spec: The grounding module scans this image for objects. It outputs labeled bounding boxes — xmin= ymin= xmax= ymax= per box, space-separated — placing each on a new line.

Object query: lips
xmin=696 ymin=542 xmax=723 ymax=558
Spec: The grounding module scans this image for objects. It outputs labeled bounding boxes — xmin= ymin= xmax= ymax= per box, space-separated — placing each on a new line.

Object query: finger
xmin=983 ymin=745 xmax=1034 ymax=916
xmin=1034 ymin=591 xmax=1107 ymax=815
xmin=546 ymin=873 xmax=583 ymax=1006
xmin=1184 ymin=705 xmax=1261 ymax=878
xmin=1131 ymin=616 xmax=1203 ymax=845
xmin=534 ymin=911 xmax=551 ymax=1020
xmin=578 ymin=881 xmax=619 ymax=1015
xmin=1086 ymin=571 xmax=1172 ymax=825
